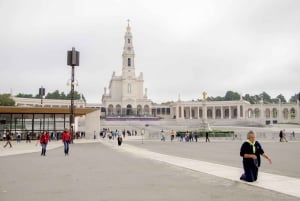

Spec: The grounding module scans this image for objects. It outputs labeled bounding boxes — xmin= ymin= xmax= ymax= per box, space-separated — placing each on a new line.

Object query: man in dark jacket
xmin=240 ymin=130 xmax=272 ymax=182
xmin=3 ymin=131 xmax=12 ymax=148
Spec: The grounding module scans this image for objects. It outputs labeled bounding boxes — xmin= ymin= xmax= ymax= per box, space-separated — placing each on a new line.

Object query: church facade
xmin=101 ymin=23 xmax=153 ymax=117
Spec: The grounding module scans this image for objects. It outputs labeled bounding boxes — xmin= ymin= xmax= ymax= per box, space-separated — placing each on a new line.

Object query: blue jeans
xmin=64 ymin=141 xmax=70 ymax=154
xmin=41 ymin=143 xmax=47 ymax=155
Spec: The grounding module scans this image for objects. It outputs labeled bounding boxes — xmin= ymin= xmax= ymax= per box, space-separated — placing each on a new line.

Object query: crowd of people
xmin=161 ymin=130 xmax=210 ymax=143
xmin=1 ymin=128 xmax=74 ymax=156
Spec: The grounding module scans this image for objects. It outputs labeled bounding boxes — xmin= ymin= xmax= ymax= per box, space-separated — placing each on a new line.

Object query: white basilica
xmin=101 ymin=23 xmax=152 ymax=117
xmin=101 ymin=23 xmax=300 ymax=126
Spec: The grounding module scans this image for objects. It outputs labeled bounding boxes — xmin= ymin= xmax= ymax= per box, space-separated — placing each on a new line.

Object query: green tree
xmin=260 ymin=92 xmax=272 ymax=104
xmin=224 ymin=91 xmax=240 ymax=101
xmin=243 ymin=94 xmax=256 ymax=104
xmin=276 ymin=94 xmax=287 ymax=103
xmin=45 ymin=90 xmax=61 ymax=99
xmin=289 ymin=93 xmax=299 ymax=103
xmin=16 ymin=93 xmax=34 ymax=98
xmin=0 ymin=94 xmax=15 ymax=106
xmin=66 ymin=91 xmax=81 ymax=100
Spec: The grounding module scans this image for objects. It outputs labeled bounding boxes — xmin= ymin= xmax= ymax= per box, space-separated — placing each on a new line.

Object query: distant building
xmin=0 ymin=96 xmax=100 ymax=138
xmin=100 ymin=23 xmax=300 ymax=125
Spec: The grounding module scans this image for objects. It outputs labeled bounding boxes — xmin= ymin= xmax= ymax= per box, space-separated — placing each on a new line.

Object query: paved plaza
xmin=0 ymin=133 xmax=300 ymax=201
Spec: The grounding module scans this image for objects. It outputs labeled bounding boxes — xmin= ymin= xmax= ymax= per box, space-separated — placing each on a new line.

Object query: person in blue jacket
xmin=240 ymin=130 xmax=272 ymax=182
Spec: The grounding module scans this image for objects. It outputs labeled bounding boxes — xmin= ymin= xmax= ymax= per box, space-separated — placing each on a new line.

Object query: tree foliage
xmin=16 ymin=93 xmax=34 ymax=98
xmin=224 ymin=91 xmax=240 ymax=101
xmin=289 ymin=93 xmax=300 ymax=103
xmin=201 ymin=90 xmax=298 ymax=104
xmin=0 ymin=94 xmax=15 ymax=106
xmin=14 ymin=90 xmax=85 ymax=101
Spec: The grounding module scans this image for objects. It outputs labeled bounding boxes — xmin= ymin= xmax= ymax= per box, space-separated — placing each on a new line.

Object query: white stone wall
xmin=83 ymin=109 xmax=101 ymax=138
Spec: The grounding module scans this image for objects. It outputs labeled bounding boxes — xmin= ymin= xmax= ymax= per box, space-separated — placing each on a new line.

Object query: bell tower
xmin=122 ymin=20 xmax=136 ymax=78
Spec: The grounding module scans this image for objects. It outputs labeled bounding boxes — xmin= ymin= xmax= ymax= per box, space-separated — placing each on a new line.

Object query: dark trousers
xmin=241 ymin=161 xmax=258 ymax=182
xmin=64 ymin=141 xmax=70 ymax=154
xmin=4 ymin=140 xmax=12 ymax=148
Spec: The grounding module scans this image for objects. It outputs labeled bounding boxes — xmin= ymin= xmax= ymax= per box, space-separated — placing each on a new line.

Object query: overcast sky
xmin=1 ymin=0 xmax=300 ymax=103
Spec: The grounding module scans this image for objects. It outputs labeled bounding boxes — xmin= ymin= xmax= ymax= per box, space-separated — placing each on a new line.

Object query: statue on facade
xmin=202 ymin=91 xmax=207 ymax=100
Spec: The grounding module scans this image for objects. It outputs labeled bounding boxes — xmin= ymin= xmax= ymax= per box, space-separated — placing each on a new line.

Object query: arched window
xmin=128 ymin=39 xmax=131 ymax=43
xmin=128 ymin=58 xmax=131 ymax=66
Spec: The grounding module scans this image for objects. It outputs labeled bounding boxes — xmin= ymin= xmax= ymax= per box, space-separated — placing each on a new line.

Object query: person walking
xmin=26 ymin=132 xmax=31 ymax=143
xmin=205 ymin=132 xmax=210 ymax=142
xmin=194 ymin=131 xmax=198 ymax=142
xmin=279 ymin=130 xmax=283 ymax=142
xmin=40 ymin=130 xmax=49 ymax=156
xmin=16 ymin=132 xmax=21 ymax=143
xmin=282 ymin=129 xmax=288 ymax=142
xmin=62 ymin=128 xmax=71 ymax=156
xmin=170 ymin=130 xmax=175 ymax=142
xmin=240 ymin=130 xmax=272 ymax=182
xmin=3 ymin=131 xmax=12 ymax=148
xmin=117 ymin=134 xmax=123 ymax=146
xmin=160 ymin=130 xmax=165 ymax=142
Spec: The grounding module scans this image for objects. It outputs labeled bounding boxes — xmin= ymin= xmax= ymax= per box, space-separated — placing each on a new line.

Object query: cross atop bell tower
xmin=122 ymin=20 xmax=135 ymax=78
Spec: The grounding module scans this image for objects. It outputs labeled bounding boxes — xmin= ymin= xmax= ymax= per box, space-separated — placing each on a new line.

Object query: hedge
xmin=176 ymin=130 xmax=234 ymax=137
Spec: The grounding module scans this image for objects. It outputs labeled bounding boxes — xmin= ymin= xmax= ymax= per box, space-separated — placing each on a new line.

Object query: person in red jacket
xmin=40 ymin=130 xmax=49 ymax=156
xmin=62 ymin=128 xmax=71 ymax=156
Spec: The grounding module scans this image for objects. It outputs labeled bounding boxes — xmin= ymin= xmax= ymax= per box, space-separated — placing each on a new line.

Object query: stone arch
xmin=207 ymin=109 xmax=213 ymax=119
xmin=272 ymin=108 xmax=278 ymax=118
xmin=233 ymin=108 xmax=237 ymax=118
xmin=137 ymin=105 xmax=142 ymax=116
xmin=116 ymin=104 xmax=121 ymax=116
xmin=265 ymin=108 xmax=271 ymax=118
xmin=199 ymin=108 xmax=203 ymax=118
xmin=283 ymin=108 xmax=289 ymax=119
xmin=215 ymin=109 xmax=221 ymax=119
xmin=126 ymin=104 xmax=133 ymax=115
xmin=144 ymin=105 xmax=150 ymax=115
xmin=224 ymin=109 xmax=229 ymax=118
xmin=254 ymin=108 xmax=260 ymax=118
xmin=108 ymin=104 xmax=114 ymax=116
xmin=247 ymin=109 xmax=254 ymax=118
xmin=290 ymin=108 xmax=296 ymax=119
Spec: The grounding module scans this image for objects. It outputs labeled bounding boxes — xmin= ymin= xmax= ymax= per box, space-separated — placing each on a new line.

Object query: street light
xmin=39 ymin=86 xmax=45 ymax=106
xmin=67 ymin=47 xmax=80 ymax=142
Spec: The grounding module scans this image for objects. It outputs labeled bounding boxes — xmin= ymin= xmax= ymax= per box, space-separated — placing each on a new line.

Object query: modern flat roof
xmin=0 ymin=106 xmax=99 ymax=116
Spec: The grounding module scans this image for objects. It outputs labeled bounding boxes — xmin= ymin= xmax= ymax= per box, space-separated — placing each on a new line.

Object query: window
xmin=128 ymin=83 xmax=132 ymax=93
xmin=128 ymin=58 xmax=131 ymax=66
xmin=128 ymin=39 xmax=130 ymax=43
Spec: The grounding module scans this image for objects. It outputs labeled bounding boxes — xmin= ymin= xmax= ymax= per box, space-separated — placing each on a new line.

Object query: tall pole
xmin=70 ymin=65 xmax=75 ymax=141
xmin=39 ymin=86 xmax=45 ymax=107
xmin=67 ymin=47 xmax=79 ymax=143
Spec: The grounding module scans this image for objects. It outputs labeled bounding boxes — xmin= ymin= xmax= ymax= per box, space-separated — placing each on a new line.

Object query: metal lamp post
xmin=67 ymin=47 xmax=80 ymax=142
xmin=39 ymin=86 xmax=45 ymax=106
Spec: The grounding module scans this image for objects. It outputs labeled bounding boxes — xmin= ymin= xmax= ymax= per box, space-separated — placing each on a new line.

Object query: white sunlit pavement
xmin=0 ymin=139 xmax=98 ymax=157
xmin=100 ymin=139 xmax=300 ymax=199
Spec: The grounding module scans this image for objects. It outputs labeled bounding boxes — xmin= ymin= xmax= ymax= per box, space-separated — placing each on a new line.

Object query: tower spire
xmin=127 ymin=19 xmax=131 ymax=31
xmin=122 ymin=20 xmax=135 ymax=77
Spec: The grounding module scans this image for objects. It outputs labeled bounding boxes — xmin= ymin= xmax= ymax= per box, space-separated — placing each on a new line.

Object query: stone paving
xmin=0 ymin=136 xmax=300 ymax=201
